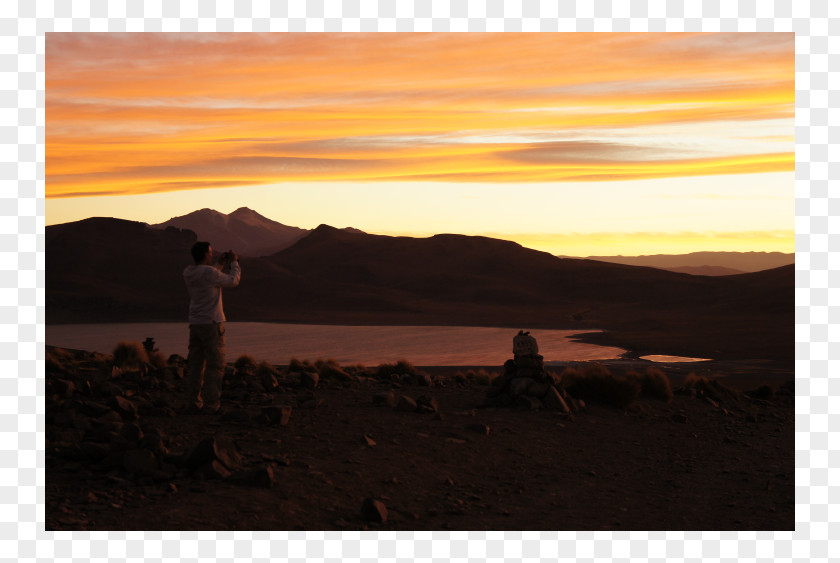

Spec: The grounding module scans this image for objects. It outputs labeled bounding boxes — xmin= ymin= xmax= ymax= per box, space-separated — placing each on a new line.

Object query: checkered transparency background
xmin=3 ymin=0 xmax=833 ymax=560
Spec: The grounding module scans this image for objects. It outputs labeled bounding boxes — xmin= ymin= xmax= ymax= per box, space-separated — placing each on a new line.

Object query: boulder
xmin=396 ymin=395 xmax=417 ymax=412
xmin=514 ymin=354 xmax=544 ymax=370
xmin=514 ymin=395 xmax=542 ymax=411
xmin=181 ymin=436 xmax=242 ymax=472
xmin=361 ymin=498 xmax=388 ymax=523
xmin=415 ymin=373 xmax=432 ymax=387
xmin=109 ymin=396 xmax=138 ymax=421
xmin=194 ymin=460 xmax=233 ymax=480
xmin=415 ymin=396 xmax=439 ymax=414
xmin=542 ymin=386 xmax=570 ymax=413
xmin=508 ymin=377 xmax=533 ymax=397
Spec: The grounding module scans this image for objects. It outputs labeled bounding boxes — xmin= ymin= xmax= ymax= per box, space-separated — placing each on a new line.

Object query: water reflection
xmin=640 ymin=355 xmax=710 ymax=363
xmin=47 ymin=322 xmax=627 ymax=366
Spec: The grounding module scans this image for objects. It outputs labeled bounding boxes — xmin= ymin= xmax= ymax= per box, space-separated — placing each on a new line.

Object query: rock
xmin=672 ymin=413 xmax=688 ymax=424
xmin=122 ymin=448 xmax=159 ymax=476
xmin=363 ymin=434 xmax=376 ymax=447
xmin=227 ymin=465 xmax=275 ymax=488
xmin=260 ymin=405 xmax=292 ymax=426
xmin=194 ymin=460 xmax=232 ymax=480
xmin=259 ymin=370 xmax=279 ymax=392
xmin=514 ymin=354 xmax=544 ymax=370
xmin=514 ymin=395 xmax=542 ymax=411
xmin=515 ymin=367 xmax=545 ymax=379
xmin=466 ymin=423 xmax=490 ymax=435
xmin=76 ymin=400 xmax=113 ymax=418
xmin=513 ymin=331 xmax=539 ymax=355
xmin=181 ymin=436 xmax=242 ymax=472
xmin=372 ymin=392 xmax=397 ymax=406
xmin=300 ymin=371 xmax=319 ymax=390
xmin=397 ymin=395 xmax=417 ymax=412
xmin=542 ymin=386 xmax=570 ymax=413
xmin=109 ymin=396 xmax=138 ymax=421
xmin=52 ymin=379 xmax=75 ymax=398
xmin=139 ymin=433 xmax=168 ymax=458
xmin=415 ymin=396 xmax=439 ymax=414
xmin=415 ymin=373 xmax=432 ymax=387
xmin=361 ymin=498 xmax=388 ymax=523
xmin=508 ymin=377 xmax=533 ymax=397
xmin=526 ymin=380 xmax=550 ymax=397
xmin=118 ymin=422 xmax=144 ymax=443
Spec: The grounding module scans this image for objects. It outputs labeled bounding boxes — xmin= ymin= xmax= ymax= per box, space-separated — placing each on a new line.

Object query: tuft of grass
xmin=626 ymin=367 xmax=673 ymax=402
xmin=315 ymin=358 xmax=352 ymax=381
xmin=234 ymin=355 xmax=258 ymax=373
xmin=112 ymin=341 xmax=149 ymax=368
xmin=148 ymin=351 xmax=168 ymax=370
xmin=375 ymin=359 xmax=416 ymax=379
xmin=559 ymin=363 xmax=640 ymax=409
xmin=456 ymin=368 xmax=496 ymax=385
xmin=683 ymin=374 xmax=741 ymax=403
xmin=289 ymin=357 xmax=317 ymax=373
xmin=256 ymin=361 xmax=280 ymax=390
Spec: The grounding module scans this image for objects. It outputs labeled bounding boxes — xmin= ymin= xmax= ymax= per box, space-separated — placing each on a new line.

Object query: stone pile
xmin=484 ymin=331 xmax=582 ymax=415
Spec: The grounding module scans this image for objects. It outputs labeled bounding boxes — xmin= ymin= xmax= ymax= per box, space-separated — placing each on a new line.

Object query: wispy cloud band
xmin=46 ymin=32 xmax=793 ymax=198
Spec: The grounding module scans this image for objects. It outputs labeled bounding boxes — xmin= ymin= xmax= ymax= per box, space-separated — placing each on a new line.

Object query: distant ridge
xmin=46 ymin=216 xmax=793 ymax=362
xmin=561 ymin=251 xmax=794 ymax=275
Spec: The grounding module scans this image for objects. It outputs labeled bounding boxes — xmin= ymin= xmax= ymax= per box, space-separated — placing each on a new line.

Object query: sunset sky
xmin=46 ymin=32 xmax=793 ymax=256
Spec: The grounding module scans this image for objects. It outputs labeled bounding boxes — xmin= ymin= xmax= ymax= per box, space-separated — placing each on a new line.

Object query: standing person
xmin=183 ymin=241 xmax=241 ymax=414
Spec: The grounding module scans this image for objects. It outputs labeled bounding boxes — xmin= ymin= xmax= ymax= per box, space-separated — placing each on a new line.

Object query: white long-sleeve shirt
xmin=183 ymin=261 xmax=241 ymax=324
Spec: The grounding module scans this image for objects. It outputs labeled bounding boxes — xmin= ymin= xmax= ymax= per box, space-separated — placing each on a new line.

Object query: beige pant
xmin=187 ymin=322 xmax=226 ymax=410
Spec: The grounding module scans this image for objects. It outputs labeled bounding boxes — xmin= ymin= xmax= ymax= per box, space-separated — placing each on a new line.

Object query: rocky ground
xmin=45 ymin=346 xmax=794 ymax=531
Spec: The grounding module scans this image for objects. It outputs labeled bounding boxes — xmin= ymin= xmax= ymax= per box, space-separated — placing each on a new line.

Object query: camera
xmin=220 ymin=251 xmax=233 ymax=262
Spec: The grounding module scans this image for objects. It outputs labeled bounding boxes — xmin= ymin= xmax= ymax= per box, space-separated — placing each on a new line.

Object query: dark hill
xmin=47 ymin=218 xmax=793 ymax=362
xmin=46 ymin=218 xmax=197 ymax=323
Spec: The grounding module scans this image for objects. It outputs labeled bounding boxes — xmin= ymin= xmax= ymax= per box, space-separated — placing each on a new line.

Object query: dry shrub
xmin=234 ymin=355 xmax=258 ymax=373
xmin=375 ymin=359 xmax=416 ymax=379
xmin=256 ymin=361 xmax=279 ymax=377
xmin=289 ymin=357 xmax=316 ymax=373
xmin=471 ymin=369 xmax=496 ymax=385
xmin=256 ymin=361 xmax=280 ymax=390
xmin=683 ymin=373 xmax=740 ymax=403
xmin=626 ymin=367 xmax=673 ymax=402
xmin=112 ymin=341 xmax=149 ymax=368
xmin=315 ymin=358 xmax=352 ymax=381
xmin=148 ymin=351 xmax=168 ymax=370
xmin=560 ymin=363 xmax=640 ymax=409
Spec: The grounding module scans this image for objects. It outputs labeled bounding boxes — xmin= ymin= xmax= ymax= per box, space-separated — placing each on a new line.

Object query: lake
xmin=46 ymin=322 xmax=628 ymax=366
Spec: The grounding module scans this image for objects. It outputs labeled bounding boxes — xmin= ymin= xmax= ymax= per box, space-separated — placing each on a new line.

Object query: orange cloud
xmin=46 ymin=32 xmax=794 ymax=198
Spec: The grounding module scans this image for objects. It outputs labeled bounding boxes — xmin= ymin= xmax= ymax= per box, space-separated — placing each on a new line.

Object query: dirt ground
xmin=45 ymin=350 xmax=794 ymax=531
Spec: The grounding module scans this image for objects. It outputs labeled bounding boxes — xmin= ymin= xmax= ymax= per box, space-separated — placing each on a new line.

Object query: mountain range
xmin=47 ymin=214 xmax=793 ymax=362
xmin=154 ymin=208 xmax=793 ymax=275
xmin=567 ymin=251 xmax=794 ymax=275
xmin=151 ymin=208 xmax=362 ymax=258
